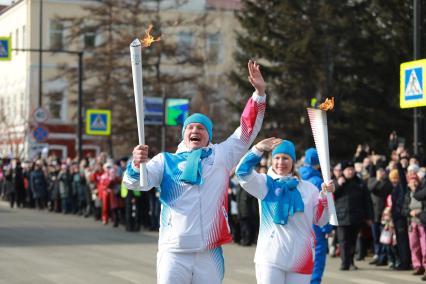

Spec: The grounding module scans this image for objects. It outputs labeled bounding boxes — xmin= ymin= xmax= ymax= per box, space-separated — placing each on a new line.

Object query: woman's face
xmin=343 ymin=167 xmax=356 ymax=179
xmin=272 ymin=153 xmax=293 ymax=176
xmin=333 ymin=167 xmax=342 ymax=178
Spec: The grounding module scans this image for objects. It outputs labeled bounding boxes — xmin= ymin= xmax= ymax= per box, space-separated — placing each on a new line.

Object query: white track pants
xmin=157 ymin=247 xmax=224 ymax=284
xmin=255 ymin=263 xmax=311 ymax=284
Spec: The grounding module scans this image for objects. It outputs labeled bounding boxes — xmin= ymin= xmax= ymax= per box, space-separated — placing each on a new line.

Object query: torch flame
xmin=319 ymin=97 xmax=334 ymax=111
xmin=141 ymin=25 xmax=161 ymax=48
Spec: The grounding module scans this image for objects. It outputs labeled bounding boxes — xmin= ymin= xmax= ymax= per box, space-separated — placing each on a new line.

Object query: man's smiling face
xmin=183 ymin=123 xmax=209 ymax=149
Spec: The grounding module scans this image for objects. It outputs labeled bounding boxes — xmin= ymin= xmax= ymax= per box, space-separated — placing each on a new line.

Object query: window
xmin=15 ymin=28 xmax=19 ymax=54
xmin=177 ymin=31 xmax=193 ymax=58
xmin=22 ymin=25 xmax=26 ymax=49
xmin=84 ymin=31 xmax=96 ymax=48
xmin=46 ymin=91 xmax=63 ymax=120
xmin=207 ymin=33 xmax=222 ymax=64
xmin=49 ymin=20 xmax=64 ymax=49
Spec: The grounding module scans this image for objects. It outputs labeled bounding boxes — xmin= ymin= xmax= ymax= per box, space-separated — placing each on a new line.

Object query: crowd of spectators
xmin=0 ymin=152 xmax=160 ymax=232
xmin=1 ymin=130 xmax=426 ymax=281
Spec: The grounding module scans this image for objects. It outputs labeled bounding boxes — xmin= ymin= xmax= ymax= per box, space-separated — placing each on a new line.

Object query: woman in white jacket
xmin=235 ymin=138 xmax=334 ymax=284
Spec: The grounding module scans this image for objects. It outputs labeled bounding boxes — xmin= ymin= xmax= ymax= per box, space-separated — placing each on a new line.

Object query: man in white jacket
xmin=123 ymin=60 xmax=266 ymax=284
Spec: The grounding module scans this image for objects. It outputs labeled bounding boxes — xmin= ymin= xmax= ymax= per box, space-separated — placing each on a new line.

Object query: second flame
xmin=141 ymin=25 xmax=161 ymax=48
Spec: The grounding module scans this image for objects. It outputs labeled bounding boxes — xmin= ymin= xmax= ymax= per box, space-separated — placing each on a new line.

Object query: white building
xmin=0 ymin=0 xmax=242 ymax=159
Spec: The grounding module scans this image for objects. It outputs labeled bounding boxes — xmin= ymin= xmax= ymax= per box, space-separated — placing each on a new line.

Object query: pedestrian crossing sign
xmin=0 ymin=37 xmax=11 ymax=61
xmin=400 ymin=59 xmax=426 ymax=108
xmin=86 ymin=109 xmax=111 ymax=135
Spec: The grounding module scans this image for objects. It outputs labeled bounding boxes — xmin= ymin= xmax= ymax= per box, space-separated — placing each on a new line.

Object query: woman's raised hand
xmin=254 ymin=137 xmax=282 ymax=152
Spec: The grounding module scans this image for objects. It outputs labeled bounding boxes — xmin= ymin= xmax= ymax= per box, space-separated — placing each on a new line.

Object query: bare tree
xmin=59 ymin=0 xmax=213 ymax=157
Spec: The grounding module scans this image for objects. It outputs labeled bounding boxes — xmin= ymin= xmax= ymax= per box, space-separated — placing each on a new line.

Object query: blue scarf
xmin=266 ymin=176 xmax=304 ymax=225
xmin=178 ymin=148 xmax=212 ymax=185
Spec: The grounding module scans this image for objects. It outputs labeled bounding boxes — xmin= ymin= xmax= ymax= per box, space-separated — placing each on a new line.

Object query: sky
xmin=0 ymin=0 xmax=11 ymax=5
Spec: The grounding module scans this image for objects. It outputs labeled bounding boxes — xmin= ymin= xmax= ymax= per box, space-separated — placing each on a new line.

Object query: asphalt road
xmin=0 ymin=201 xmax=421 ymax=284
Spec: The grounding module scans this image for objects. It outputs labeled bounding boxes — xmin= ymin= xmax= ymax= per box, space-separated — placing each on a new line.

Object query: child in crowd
xmin=381 ymin=197 xmax=397 ymax=268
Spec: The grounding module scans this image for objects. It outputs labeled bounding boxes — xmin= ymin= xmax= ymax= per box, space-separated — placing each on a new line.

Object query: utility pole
xmin=413 ymin=0 xmax=421 ymax=155
xmin=77 ymin=52 xmax=83 ymax=160
xmin=39 ymin=0 xmax=43 ymax=107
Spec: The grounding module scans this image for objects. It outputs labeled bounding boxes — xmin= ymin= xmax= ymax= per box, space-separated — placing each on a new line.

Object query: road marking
xmin=234 ymin=267 xmax=256 ymax=276
xmin=109 ymin=270 xmax=155 ymax=284
xmin=41 ymin=273 xmax=88 ymax=284
xmin=349 ymin=278 xmax=388 ymax=284
xmin=324 ymin=272 xmax=386 ymax=284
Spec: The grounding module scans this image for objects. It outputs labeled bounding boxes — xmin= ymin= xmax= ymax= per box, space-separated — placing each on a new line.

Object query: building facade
xmin=0 ymin=0 xmax=241 ymax=160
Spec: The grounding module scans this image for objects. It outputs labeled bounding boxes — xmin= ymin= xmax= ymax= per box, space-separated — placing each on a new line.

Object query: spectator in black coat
xmin=3 ymin=169 xmax=15 ymax=208
xmin=368 ymin=167 xmax=393 ymax=265
xmin=388 ymin=131 xmax=398 ymax=153
xmin=237 ymin=179 xmax=258 ymax=246
xmin=30 ymin=160 xmax=47 ymax=210
xmin=388 ymin=169 xmax=411 ymax=270
xmin=334 ymin=160 xmax=373 ymax=271
xmin=13 ymin=160 xmax=25 ymax=208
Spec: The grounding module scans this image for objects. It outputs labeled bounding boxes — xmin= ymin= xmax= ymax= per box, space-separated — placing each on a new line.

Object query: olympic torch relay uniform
xmin=235 ymin=147 xmax=329 ymax=283
xmin=123 ymin=92 xmax=266 ymax=283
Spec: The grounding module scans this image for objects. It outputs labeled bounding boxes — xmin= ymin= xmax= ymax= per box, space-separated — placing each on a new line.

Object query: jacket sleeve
xmin=397 ymin=163 xmax=407 ymax=188
xmin=321 ymin=223 xmax=334 ymax=234
xmin=414 ymin=183 xmax=426 ymax=201
xmin=235 ymin=147 xmax=268 ymax=200
xmin=216 ymin=92 xmax=266 ymax=170
xmin=122 ymin=153 xmax=164 ymax=191
xmin=29 ymin=173 xmax=34 ymax=192
xmin=333 ymin=179 xmax=345 ymax=199
xmin=313 ymin=189 xmax=330 ymax=227
xmin=402 ymin=191 xmax=412 ymax=217
xmin=368 ymin=178 xmax=380 ymax=195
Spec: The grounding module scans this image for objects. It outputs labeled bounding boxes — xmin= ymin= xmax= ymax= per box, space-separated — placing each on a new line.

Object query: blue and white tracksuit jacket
xmin=235 ymin=148 xmax=329 ymax=275
xmin=123 ymin=92 xmax=266 ymax=254
xmin=299 ymin=165 xmax=333 ymax=284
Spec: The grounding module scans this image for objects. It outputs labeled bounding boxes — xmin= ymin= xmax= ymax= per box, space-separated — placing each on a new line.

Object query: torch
xmin=129 ymin=25 xmax=161 ymax=187
xmin=130 ymin=38 xmax=148 ymax=187
xmin=307 ymin=98 xmax=338 ymax=226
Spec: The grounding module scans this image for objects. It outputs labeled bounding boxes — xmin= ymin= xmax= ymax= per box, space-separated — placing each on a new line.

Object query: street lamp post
xmin=13 ymin=48 xmax=84 ymax=160
xmin=413 ymin=0 xmax=421 ymax=155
